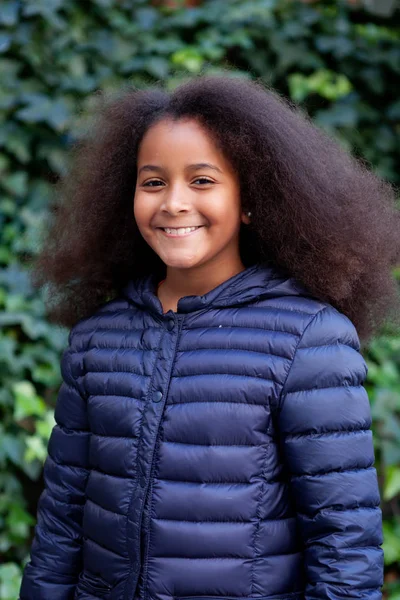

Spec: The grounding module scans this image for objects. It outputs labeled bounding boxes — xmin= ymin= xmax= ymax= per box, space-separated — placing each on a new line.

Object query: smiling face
xmin=134 ymin=117 xmax=250 ymax=277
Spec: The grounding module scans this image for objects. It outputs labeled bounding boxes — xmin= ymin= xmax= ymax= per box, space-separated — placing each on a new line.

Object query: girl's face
xmin=134 ymin=117 xmax=250 ymax=274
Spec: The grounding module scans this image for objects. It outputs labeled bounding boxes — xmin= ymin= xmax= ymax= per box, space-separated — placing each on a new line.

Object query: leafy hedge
xmin=0 ymin=0 xmax=399 ymax=597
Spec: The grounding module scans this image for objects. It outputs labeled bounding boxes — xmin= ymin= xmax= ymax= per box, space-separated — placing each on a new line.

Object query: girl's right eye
xmin=141 ymin=178 xmax=213 ymax=188
xmin=142 ymin=180 xmax=164 ymax=187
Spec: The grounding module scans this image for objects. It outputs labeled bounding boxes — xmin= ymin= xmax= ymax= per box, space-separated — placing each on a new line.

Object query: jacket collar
xmin=120 ymin=261 xmax=303 ymax=316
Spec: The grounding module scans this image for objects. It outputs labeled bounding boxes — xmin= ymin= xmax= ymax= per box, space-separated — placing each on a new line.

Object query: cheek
xmin=133 ymin=192 xmax=150 ymax=226
xmin=211 ymin=189 xmax=241 ymax=221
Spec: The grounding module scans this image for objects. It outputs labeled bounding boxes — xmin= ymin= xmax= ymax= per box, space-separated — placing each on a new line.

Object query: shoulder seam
xmin=65 ymin=327 xmax=90 ymax=397
xmin=277 ymin=305 xmax=329 ymax=412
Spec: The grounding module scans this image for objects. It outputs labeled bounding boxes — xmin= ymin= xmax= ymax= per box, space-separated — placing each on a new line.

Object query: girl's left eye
xmin=193 ymin=178 xmax=213 ymax=185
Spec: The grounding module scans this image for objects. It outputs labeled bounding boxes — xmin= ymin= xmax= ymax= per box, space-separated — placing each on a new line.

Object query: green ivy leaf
xmin=0 ymin=2 xmax=20 ymax=27
xmin=16 ymin=95 xmax=73 ymax=131
xmin=0 ymin=171 xmax=28 ymax=196
xmin=24 ymin=435 xmax=48 ymax=463
xmin=0 ymin=562 xmax=23 ymax=600
xmin=0 ymin=33 xmax=12 ymax=53
xmin=35 ymin=410 xmax=56 ymax=439
xmin=383 ymin=520 xmax=400 ymax=565
xmin=384 ymin=466 xmax=400 ymax=501
xmin=171 ymin=47 xmax=204 ymax=73
xmin=6 ymin=504 xmax=35 ymax=539
xmin=1 ymin=434 xmax=24 ymax=469
xmin=12 ymin=381 xmax=46 ymax=420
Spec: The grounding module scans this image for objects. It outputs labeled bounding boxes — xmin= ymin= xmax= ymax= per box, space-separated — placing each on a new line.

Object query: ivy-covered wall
xmin=0 ymin=1 xmax=399 ymax=597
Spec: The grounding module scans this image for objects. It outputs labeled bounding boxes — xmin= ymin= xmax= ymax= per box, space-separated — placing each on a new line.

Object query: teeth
xmin=163 ymin=226 xmax=200 ymax=235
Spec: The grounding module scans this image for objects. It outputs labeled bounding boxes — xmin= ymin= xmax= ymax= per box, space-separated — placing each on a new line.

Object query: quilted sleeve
xmin=277 ymin=305 xmax=384 ymax=600
xmin=19 ymin=329 xmax=90 ymax=600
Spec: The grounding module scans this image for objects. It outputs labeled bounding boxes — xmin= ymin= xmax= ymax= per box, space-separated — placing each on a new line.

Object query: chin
xmin=161 ymin=255 xmax=203 ymax=269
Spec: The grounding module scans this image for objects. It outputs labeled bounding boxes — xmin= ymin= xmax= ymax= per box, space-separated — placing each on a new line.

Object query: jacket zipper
xmin=141 ymin=314 xmax=185 ymax=600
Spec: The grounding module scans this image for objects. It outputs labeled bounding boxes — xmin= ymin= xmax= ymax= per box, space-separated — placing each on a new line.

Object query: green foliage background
xmin=0 ymin=0 xmax=399 ymax=597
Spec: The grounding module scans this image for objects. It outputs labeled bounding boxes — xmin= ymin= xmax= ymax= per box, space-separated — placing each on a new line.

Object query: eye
xmin=142 ymin=180 xmax=164 ymax=187
xmin=193 ymin=177 xmax=213 ymax=185
xmin=141 ymin=177 xmax=213 ymax=187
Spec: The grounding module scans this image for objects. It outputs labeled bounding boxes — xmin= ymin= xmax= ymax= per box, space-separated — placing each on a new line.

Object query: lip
xmin=157 ymin=226 xmax=205 ymax=238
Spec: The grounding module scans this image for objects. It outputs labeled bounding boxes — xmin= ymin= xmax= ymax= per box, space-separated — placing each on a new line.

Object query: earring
xmin=247 ymin=211 xmax=252 ymax=217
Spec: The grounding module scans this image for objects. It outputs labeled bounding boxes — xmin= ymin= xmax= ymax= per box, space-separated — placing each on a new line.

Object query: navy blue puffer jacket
xmin=20 ymin=262 xmax=383 ymax=600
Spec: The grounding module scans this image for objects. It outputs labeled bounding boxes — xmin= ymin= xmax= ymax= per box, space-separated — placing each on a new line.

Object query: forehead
xmin=137 ymin=118 xmax=221 ymax=160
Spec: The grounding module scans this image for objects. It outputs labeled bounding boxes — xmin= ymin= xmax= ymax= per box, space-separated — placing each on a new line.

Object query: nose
xmin=160 ymin=182 xmax=191 ymax=215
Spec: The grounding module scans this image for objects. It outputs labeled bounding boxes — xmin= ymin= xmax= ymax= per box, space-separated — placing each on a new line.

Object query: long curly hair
xmin=30 ymin=73 xmax=400 ymax=344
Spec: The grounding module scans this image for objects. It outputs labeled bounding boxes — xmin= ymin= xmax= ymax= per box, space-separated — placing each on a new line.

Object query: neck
xmin=160 ymin=256 xmax=246 ymax=299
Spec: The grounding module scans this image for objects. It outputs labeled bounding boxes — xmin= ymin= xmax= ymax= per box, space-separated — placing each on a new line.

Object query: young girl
xmin=19 ymin=74 xmax=400 ymax=600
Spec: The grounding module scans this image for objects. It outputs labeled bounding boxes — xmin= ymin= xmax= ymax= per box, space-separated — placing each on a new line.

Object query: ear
xmin=241 ymin=210 xmax=251 ymax=225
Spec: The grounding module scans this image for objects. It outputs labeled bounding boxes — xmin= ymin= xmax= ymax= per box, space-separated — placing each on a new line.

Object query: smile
xmin=158 ymin=226 xmax=204 ymax=237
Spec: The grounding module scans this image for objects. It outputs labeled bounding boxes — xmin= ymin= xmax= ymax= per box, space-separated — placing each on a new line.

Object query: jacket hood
xmin=120 ymin=261 xmax=310 ymax=316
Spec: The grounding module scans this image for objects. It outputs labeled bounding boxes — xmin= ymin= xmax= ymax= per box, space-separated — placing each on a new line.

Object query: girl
xmin=20 ymin=74 xmax=400 ymax=600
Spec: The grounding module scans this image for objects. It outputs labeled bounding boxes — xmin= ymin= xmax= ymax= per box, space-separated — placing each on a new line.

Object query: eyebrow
xmin=138 ymin=163 xmax=223 ymax=175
